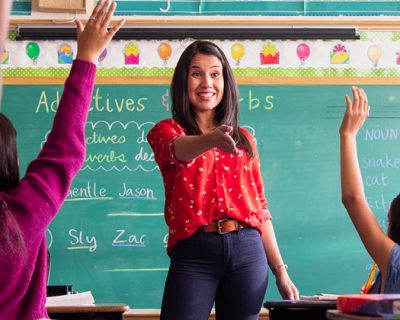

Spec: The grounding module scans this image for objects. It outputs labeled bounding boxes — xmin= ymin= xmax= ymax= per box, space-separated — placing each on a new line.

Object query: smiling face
xmin=187 ymin=53 xmax=224 ymax=118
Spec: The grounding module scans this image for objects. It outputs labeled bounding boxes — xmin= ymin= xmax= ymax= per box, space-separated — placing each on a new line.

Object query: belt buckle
xmin=217 ymin=219 xmax=230 ymax=235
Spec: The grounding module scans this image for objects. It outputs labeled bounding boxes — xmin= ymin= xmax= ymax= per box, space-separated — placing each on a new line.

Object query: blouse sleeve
xmin=147 ymin=119 xmax=195 ymax=172
xmin=243 ymin=128 xmax=272 ymax=221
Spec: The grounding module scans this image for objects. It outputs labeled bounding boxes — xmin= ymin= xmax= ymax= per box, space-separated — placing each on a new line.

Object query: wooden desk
xmin=123 ymin=308 xmax=269 ymax=320
xmin=47 ymin=304 xmax=129 ymax=320
xmin=327 ymin=310 xmax=399 ymax=320
xmin=264 ymin=300 xmax=336 ymax=320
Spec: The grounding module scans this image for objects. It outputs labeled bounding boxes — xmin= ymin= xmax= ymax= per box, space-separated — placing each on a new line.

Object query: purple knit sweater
xmin=0 ymin=59 xmax=96 ymax=320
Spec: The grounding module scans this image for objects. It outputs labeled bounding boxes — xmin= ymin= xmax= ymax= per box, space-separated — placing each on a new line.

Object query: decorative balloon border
xmin=2 ymin=31 xmax=400 ymax=77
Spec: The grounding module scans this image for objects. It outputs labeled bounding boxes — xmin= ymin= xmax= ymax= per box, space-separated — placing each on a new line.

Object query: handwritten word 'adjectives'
xmin=35 ymin=88 xmax=147 ymax=113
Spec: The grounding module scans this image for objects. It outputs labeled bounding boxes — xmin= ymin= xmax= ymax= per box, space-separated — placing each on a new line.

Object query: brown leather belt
xmin=202 ymin=219 xmax=246 ymax=234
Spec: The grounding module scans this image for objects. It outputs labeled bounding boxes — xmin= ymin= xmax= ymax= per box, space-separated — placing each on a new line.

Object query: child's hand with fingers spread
xmin=339 ymin=86 xmax=370 ymax=138
xmin=75 ymin=0 xmax=125 ymax=63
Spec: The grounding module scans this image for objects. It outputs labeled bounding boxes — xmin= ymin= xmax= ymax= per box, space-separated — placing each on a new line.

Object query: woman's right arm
xmin=173 ymin=124 xmax=239 ymax=161
xmin=340 ymin=86 xmax=394 ymax=274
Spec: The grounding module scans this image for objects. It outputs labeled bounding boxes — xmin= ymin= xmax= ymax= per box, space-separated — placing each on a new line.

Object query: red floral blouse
xmin=147 ymin=119 xmax=272 ymax=254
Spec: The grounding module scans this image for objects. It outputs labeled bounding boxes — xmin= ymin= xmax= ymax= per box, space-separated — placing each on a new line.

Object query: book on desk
xmin=336 ymin=294 xmax=400 ymax=318
xmin=46 ymin=291 xmax=95 ymax=307
xmin=45 ymin=286 xmax=128 ymax=320
xmin=301 ymin=293 xmax=339 ymax=301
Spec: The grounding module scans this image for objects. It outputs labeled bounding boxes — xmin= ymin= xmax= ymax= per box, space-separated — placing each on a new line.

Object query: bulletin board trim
xmin=3 ymin=76 xmax=400 ymax=85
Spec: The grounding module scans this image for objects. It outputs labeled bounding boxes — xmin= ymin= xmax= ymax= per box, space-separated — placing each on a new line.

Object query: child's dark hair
xmin=0 ymin=113 xmax=25 ymax=256
xmin=389 ymin=193 xmax=400 ymax=244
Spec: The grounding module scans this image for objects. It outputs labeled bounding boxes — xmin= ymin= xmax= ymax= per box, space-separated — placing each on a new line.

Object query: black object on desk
xmin=47 ymin=304 xmax=129 ymax=320
xmin=264 ymin=300 xmax=337 ymax=320
xmin=47 ymin=285 xmax=74 ymax=297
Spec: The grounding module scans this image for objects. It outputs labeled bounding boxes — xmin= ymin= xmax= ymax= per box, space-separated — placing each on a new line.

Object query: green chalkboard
xmin=11 ymin=0 xmax=31 ymax=16
xmin=2 ymin=83 xmax=400 ymax=307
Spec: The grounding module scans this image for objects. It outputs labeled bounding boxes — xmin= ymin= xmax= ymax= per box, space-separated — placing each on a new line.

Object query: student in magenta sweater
xmin=0 ymin=1 xmax=124 ymax=319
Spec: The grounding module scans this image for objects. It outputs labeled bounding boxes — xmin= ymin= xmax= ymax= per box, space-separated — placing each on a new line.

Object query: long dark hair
xmin=0 ymin=113 xmax=24 ymax=256
xmin=171 ymin=40 xmax=253 ymax=158
xmin=388 ymin=193 xmax=400 ymax=244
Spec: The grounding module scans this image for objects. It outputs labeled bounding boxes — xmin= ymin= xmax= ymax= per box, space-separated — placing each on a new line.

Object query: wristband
xmin=272 ymin=263 xmax=288 ymax=275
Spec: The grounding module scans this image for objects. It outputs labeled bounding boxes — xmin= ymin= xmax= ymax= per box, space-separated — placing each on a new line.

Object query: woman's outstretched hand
xmin=211 ymin=125 xmax=240 ymax=154
xmin=75 ymin=0 xmax=125 ymax=63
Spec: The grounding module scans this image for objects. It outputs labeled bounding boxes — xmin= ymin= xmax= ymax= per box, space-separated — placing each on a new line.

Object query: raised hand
xmin=339 ymin=86 xmax=370 ymax=138
xmin=75 ymin=0 xmax=125 ymax=63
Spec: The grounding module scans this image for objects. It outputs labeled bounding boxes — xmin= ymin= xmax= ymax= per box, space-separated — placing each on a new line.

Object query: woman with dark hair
xmin=147 ymin=40 xmax=299 ymax=320
xmin=340 ymin=86 xmax=400 ymax=293
xmin=0 ymin=1 xmax=124 ymax=319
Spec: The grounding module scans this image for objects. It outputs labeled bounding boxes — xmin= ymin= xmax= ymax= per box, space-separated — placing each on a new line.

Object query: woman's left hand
xmin=275 ymin=269 xmax=299 ymax=300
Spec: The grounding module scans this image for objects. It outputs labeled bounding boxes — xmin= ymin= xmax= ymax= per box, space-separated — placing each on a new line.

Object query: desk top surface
xmin=265 ymin=300 xmax=337 ymax=309
xmin=47 ymin=304 xmax=129 ymax=313
xmin=326 ymin=310 xmax=399 ymax=320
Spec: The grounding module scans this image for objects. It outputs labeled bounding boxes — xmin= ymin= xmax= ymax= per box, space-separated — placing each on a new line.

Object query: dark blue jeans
xmin=160 ymin=227 xmax=269 ymax=320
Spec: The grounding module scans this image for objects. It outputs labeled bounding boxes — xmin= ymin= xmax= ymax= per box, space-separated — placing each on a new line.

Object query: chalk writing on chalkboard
xmin=4 ymin=83 xmax=400 ymax=308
